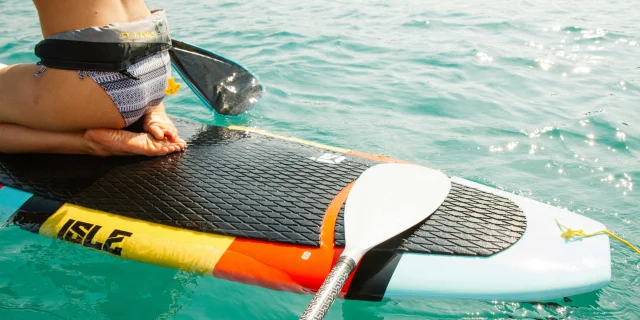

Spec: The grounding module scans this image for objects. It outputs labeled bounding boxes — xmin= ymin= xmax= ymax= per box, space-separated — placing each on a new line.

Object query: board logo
xmin=120 ymin=31 xmax=157 ymax=39
xmin=56 ymin=219 xmax=133 ymax=256
xmin=309 ymin=153 xmax=347 ymax=164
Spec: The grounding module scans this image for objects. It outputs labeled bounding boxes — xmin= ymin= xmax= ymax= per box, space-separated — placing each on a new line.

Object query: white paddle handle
xmin=300 ymin=256 xmax=356 ymax=320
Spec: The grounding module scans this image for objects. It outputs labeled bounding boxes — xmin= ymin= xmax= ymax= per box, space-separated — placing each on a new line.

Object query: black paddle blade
xmin=169 ymin=39 xmax=263 ymax=115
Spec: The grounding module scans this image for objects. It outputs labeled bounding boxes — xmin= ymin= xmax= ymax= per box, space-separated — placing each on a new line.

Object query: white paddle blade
xmin=343 ymin=163 xmax=451 ymax=259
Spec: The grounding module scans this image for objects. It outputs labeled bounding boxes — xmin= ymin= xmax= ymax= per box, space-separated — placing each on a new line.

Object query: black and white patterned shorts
xmin=86 ymin=51 xmax=171 ymax=126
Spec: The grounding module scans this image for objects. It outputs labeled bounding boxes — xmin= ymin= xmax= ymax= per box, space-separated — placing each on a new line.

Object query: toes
xmin=161 ymin=126 xmax=179 ymax=142
xmin=154 ymin=136 xmax=185 ymax=155
xmin=177 ymin=139 xmax=187 ymax=150
xmin=168 ymin=131 xmax=178 ymax=141
xmin=168 ymin=144 xmax=182 ymax=153
xmin=149 ymin=125 xmax=165 ymax=141
xmin=147 ymin=122 xmax=181 ymax=143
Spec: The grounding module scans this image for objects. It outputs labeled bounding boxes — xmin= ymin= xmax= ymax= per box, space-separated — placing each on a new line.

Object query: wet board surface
xmin=0 ymin=116 xmax=611 ymax=302
xmin=0 ymin=117 xmax=525 ymax=256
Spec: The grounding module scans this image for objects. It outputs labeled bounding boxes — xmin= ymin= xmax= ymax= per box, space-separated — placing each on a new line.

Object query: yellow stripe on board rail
xmin=228 ymin=126 xmax=350 ymax=153
xmin=39 ymin=204 xmax=236 ymax=274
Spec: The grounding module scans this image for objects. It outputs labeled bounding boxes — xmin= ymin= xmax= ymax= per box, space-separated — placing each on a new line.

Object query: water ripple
xmin=1 ymin=0 xmax=639 ymax=319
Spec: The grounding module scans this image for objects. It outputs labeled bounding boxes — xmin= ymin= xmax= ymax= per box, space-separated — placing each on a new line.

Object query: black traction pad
xmin=0 ymin=117 xmax=526 ymax=256
xmin=335 ymin=182 xmax=527 ymax=256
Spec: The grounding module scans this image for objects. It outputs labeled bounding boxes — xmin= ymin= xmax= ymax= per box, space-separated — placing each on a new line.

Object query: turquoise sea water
xmin=1 ymin=0 xmax=639 ymax=318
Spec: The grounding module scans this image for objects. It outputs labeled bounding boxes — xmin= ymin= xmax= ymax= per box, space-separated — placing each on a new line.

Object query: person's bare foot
xmin=142 ymin=105 xmax=184 ymax=144
xmin=84 ymin=128 xmax=186 ymax=157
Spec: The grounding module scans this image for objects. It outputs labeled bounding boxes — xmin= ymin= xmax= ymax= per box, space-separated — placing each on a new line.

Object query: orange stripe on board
xmin=320 ymin=181 xmax=354 ymax=249
xmin=213 ymin=182 xmax=355 ymax=296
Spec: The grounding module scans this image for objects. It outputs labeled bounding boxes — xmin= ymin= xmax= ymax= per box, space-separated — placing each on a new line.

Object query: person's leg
xmin=0 ymin=63 xmax=126 ymax=131
xmin=0 ymin=63 xmax=185 ymax=155
xmin=0 ymin=123 xmax=185 ymax=156
xmin=84 ymin=128 xmax=185 ymax=156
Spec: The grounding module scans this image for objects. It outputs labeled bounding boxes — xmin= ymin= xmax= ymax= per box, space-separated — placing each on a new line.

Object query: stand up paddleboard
xmin=0 ymin=116 xmax=611 ymax=302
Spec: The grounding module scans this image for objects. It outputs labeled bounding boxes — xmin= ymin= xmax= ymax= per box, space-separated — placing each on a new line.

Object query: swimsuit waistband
xmin=34 ymin=9 xmax=172 ymax=74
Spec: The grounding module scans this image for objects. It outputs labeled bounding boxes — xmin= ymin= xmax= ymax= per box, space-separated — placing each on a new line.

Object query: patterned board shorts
xmin=85 ymin=51 xmax=171 ymax=126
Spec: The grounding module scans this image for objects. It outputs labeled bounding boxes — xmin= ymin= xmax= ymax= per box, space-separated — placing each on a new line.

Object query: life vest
xmin=34 ymin=10 xmax=172 ymax=73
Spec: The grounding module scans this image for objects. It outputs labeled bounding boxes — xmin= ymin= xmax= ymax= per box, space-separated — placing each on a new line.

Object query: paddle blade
xmin=343 ymin=163 xmax=451 ymax=257
xmin=168 ymin=39 xmax=263 ymax=115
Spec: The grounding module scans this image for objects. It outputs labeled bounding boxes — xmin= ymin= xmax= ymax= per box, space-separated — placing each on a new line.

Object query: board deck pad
xmin=335 ymin=183 xmax=527 ymax=255
xmin=0 ymin=117 xmax=526 ymax=256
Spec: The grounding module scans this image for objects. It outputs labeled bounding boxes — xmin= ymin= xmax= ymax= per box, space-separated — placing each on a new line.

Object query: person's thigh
xmin=0 ymin=63 xmax=125 ymax=132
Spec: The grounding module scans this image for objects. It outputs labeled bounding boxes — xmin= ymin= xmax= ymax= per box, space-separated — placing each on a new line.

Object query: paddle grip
xmin=300 ymin=256 xmax=356 ymax=320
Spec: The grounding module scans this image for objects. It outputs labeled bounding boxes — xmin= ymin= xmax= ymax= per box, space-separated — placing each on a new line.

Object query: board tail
xmin=168 ymin=40 xmax=263 ymax=115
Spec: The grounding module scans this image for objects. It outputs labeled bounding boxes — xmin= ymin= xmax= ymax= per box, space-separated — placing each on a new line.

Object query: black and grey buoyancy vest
xmin=34 ymin=10 xmax=172 ymax=74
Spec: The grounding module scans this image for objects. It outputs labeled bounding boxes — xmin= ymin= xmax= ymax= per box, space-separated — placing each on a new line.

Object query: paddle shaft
xmin=300 ymin=256 xmax=357 ymax=320
xmin=300 ymin=163 xmax=451 ymax=319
